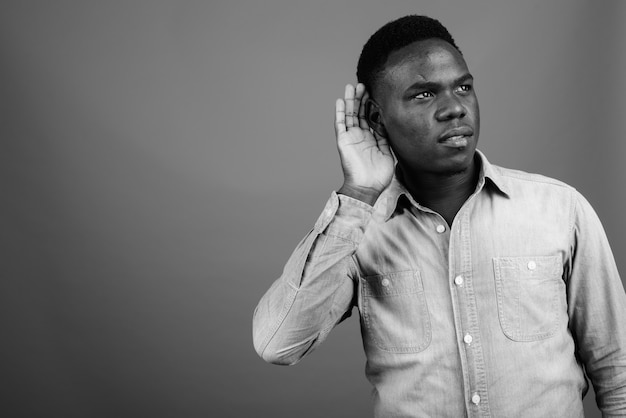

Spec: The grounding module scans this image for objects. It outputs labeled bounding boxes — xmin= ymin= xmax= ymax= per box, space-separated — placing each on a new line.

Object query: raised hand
xmin=335 ymin=83 xmax=395 ymax=205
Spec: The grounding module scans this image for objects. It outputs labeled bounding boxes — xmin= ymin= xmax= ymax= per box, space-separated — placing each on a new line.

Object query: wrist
xmin=337 ymin=183 xmax=382 ymax=206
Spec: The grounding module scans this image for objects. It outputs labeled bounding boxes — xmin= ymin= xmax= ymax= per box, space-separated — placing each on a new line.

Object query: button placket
xmin=450 ymin=209 xmax=491 ymax=416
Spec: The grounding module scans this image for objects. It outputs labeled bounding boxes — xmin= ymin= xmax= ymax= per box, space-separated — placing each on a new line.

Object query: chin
xmin=441 ymin=167 xmax=469 ymax=177
xmin=439 ymin=149 xmax=476 ymax=175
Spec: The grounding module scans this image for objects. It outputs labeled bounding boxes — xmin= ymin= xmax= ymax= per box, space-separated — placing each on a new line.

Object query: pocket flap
xmin=363 ymin=270 xmax=422 ymax=297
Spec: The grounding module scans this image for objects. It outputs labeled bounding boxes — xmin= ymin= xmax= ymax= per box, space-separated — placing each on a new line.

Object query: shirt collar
xmin=378 ymin=150 xmax=510 ymax=221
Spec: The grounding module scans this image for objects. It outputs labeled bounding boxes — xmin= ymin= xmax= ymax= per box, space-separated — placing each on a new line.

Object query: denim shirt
xmin=253 ymin=151 xmax=626 ymax=417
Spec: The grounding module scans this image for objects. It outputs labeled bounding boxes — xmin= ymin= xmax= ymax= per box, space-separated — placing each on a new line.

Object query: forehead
xmin=378 ymin=38 xmax=469 ymax=92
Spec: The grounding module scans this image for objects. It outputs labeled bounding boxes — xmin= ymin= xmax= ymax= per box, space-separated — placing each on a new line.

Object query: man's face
xmin=372 ymin=38 xmax=480 ymax=177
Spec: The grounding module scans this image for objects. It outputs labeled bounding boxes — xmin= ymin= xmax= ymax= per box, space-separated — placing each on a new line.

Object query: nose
xmin=435 ymin=94 xmax=466 ymax=121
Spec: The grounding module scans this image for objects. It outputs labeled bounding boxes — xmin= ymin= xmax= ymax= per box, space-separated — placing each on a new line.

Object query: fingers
xmin=358 ymin=89 xmax=370 ymax=130
xmin=344 ymin=84 xmax=357 ymax=129
xmin=339 ymin=83 xmax=369 ymax=132
xmin=335 ymin=98 xmax=346 ymax=134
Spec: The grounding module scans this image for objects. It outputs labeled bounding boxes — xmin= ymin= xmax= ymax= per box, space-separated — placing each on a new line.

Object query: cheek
xmin=470 ymin=102 xmax=480 ymax=132
xmin=387 ymin=112 xmax=431 ymax=139
xmin=468 ymin=97 xmax=480 ymax=119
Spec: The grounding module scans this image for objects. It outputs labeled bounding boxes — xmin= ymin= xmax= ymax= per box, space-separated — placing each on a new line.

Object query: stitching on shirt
xmin=360 ymin=270 xmax=432 ymax=353
xmin=496 ymin=167 xmax=574 ymax=189
xmin=260 ymin=227 xmax=324 ymax=356
xmin=564 ymin=188 xmax=577 ymax=282
xmin=324 ymin=233 xmax=357 ymax=245
xmin=259 ymin=286 xmax=298 ymax=358
xmin=318 ymin=266 xmax=355 ymax=339
xmin=493 ymin=256 xmax=562 ymax=342
xmin=568 ymin=188 xmax=578 ymax=239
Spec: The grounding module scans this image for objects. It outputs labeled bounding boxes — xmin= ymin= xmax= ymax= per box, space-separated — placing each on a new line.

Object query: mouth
xmin=438 ymin=127 xmax=474 ymax=148
xmin=440 ymin=135 xmax=469 ymax=148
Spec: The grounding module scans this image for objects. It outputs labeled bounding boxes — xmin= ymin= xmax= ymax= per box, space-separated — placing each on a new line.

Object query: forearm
xmin=252 ymin=192 xmax=374 ymax=365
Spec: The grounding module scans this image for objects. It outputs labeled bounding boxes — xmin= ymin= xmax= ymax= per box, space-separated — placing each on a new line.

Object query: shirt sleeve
xmin=566 ymin=190 xmax=626 ymax=416
xmin=252 ymin=192 xmax=374 ymax=365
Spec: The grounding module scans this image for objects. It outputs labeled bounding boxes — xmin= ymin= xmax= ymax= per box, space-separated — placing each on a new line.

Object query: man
xmin=253 ymin=15 xmax=626 ymax=417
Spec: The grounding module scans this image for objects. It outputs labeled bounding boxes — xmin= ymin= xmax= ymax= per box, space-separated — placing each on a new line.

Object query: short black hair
xmin=357 ymin=15 xmax=460 ymax=97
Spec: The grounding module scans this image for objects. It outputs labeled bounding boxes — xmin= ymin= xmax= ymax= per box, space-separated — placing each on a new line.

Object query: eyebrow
xmin=404 ymin=73 xmax=474 ymax=93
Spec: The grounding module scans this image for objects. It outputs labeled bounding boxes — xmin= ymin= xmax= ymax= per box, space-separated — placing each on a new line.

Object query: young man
xmin=253 ymin=15 xmax=626 ymax=417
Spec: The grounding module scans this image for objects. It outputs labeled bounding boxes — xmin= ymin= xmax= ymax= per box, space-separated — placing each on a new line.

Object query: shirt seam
xmin=496 ymin=168 xmax=575 ymax=189
xmin=259 ymin=285 xmax=298 ymax=359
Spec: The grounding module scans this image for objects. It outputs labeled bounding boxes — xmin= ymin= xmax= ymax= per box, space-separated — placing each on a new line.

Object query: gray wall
xmin=1 ymin=1 xmax=624 ymax=417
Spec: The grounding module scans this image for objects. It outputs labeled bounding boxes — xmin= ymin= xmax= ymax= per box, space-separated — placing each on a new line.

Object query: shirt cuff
xmin=313 ymin=191 xmax=375 ymax=243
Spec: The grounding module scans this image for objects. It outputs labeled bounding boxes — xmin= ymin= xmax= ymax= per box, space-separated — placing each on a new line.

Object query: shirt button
xmin=471 ymin=393 xmax=481 ymax=405
xmin=464 ymin=334 xmax=473 ymax=344
xmin=436 ymin=224 xmax=446 ymax=233
xmin=527 ymin=260 xmax=537 ymax=270
xmin=381 ymin=278 xmax=390 ymax=287
xmin=454 ymin=275 xmax=464 ymax=286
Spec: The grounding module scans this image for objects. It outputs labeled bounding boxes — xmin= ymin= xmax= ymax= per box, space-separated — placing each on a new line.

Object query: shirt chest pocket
xmin=360 ymin=270 xmax=431 ymax=353
xmin=493 ymin=256 xmax=566 ymax=342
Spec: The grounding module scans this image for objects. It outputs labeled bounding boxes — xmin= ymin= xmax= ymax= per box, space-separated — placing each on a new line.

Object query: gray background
xmin=1 ymin=1 xmax=624 ymax=417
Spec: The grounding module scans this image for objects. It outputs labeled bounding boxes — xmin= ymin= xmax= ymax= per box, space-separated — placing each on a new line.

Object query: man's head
xmin=357 ymin=15 xmax=479 ymax=178
xmin=357 ymin=15 xmax=460 ymax=100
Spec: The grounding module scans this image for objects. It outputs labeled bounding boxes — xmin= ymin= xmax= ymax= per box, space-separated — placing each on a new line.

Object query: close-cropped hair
xmin=356 ymin=15 xmax=460 ymax=97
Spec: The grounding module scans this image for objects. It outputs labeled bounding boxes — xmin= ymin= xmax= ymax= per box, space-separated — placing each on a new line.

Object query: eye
xmin=412 ymin=91 xmax=433 ymax=100
xmin=456 ymin=84 xmax=473 ymax=94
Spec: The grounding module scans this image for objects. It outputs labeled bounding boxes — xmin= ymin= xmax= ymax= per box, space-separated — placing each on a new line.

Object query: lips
xmin=438 ymin=126 xmax=474 ymax=142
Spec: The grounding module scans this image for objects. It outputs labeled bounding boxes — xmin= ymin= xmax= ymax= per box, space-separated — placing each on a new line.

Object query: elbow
xmin=252 ymin=329 xmax=303 ymax=366
xmin=252 ymin=296 xmax=316 ymax=366
xmin=252 ymin=324 xmax=311 ymax=366
xmin=251 ymin=324 xmax=285 ymax=365
xmin=257 ymin=347 xmax=299 ymax=366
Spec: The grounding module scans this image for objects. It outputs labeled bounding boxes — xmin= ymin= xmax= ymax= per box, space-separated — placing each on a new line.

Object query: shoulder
xmin=491 ymin=164 xmax=575 ymax=191
xmin=489 ymin=163 xmax=600 ymax=229
xmin=478 ymin=150 xmax=578 ymax=199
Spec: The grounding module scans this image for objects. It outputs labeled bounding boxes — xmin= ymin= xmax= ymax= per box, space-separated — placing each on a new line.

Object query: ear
xmin=366 ymin=98 xmax=388 ymax=138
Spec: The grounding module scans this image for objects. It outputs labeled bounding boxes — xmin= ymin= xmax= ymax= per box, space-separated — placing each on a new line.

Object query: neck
xmin=399 ymin=155 xmax=480 ymax=226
